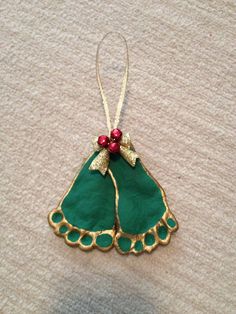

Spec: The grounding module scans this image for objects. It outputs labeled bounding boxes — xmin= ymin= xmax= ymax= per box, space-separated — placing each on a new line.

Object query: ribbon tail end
xmin=120 ymin=146 xmax=138 ymax=167
xmin=89 ymin=149 xmax=110 ymax=175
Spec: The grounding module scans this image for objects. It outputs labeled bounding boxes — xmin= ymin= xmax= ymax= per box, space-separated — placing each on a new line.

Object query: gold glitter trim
xmin=120 ymin=146 xmax=138 ymax=167
xmin=48 ymin=208 xmax=115 ymax=252
xmin=89 ymin=148 xmax=110 ymax=175
xmin=120 ymin=133 xmax=131 ymax=148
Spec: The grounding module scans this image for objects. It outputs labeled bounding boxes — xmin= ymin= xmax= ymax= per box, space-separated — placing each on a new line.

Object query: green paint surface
xmin=110 ymin=155 xmax=166 ymax=235
xmin=61 ymin=153 xmax=115 ymax=232
xmin=52 ymin=212 xmax=63 ymax=223
xmin=134 ymin=240 xmax=143 ymax=252
xmin=118 ymin=237 xmax=131 ymax=252
xmin=96 ymin=234 xmax=113 ymax=248
xmin=145 ymin=233 xmax=155 ymax=246
xmin=167 ymin=218 xmax=176 ymax=228
xmin=60 ymin=151 xmax=167 ymax=239
xmin=81 ymin=234 xmax=93 ymax=246
xmin=67 ymin=230 xmax=80 ymax=242
xmin=59 ymin=225 xmax=68 ymax=234
xmin=158 ymin=225 xmax=168 ymax=240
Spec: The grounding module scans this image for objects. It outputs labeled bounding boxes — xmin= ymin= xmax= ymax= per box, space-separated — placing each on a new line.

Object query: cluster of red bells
xmin=97 ymin=128 xmax=122 ymax=154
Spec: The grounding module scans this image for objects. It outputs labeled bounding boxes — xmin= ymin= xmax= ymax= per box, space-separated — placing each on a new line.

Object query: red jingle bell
xmin=97 ymin=135 xmax=110 ymax=148
xmin=110 ymin=128 xmax=122 ymax=142
xmin=108 ymin=141 xmax=120 ymax=154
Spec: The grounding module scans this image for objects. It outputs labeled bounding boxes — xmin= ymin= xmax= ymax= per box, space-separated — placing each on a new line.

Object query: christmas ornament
xmin=48 ymin=32 xmax=178 ymax=255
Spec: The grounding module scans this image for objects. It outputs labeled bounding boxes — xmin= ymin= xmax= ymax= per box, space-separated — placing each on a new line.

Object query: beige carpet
xmin=1 ymin=1 xmax=236 ymax=313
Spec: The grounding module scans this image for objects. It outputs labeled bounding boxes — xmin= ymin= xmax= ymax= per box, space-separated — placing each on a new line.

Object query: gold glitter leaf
xmin=120 ymin=146 xmax=138 ymax=167
xmin=89 ymin=149 xmax=110 ymax=175
xmin=120 ymin=133 xmax=131 ymax=149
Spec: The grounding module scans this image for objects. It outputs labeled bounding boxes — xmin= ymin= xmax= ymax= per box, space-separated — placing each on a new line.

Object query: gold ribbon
xmin=89 ymin=33 xmax=138 ymax=175
xmin=95 ymin=32 xmax=129 ymax=133
xmin=89 ymin=133 xmax=138 ymax=175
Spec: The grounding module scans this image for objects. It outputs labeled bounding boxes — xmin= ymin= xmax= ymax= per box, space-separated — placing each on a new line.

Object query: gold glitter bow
xmin=89 ymin=133 xmax=138 ymax=175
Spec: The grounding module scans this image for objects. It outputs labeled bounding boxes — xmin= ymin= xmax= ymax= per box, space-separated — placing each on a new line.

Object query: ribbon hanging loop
xmin=96 ymin=32 xmax=129 ymax=133
xmin=90 ymin=33 xmax=138 ymax=175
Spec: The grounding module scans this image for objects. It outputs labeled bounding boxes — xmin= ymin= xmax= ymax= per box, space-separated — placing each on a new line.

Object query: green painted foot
xmin=109 ymin=154 xmax=178 ymax=255
xmin=48 ymin=153 xmax=115 ymax=251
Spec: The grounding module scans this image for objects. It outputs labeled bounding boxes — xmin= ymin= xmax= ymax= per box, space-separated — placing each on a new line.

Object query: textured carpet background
xmin=0 ymin=1 xmax=236 ymax=313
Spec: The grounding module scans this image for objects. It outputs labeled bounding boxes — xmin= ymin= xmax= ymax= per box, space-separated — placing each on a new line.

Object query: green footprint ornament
xmin=109 ymin=153 xmax=178 ymax=254
xmin=48 ymin=33 xmax=178 ymax=255
xmin=48 ymin=131 xmax=178 ymax=254
xmin=48 ymin=153 xmax=116 ymax=251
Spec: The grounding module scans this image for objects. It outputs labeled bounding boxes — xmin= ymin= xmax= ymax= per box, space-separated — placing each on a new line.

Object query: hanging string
xmin=96 ymin=32 xmax=129 ymax=133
